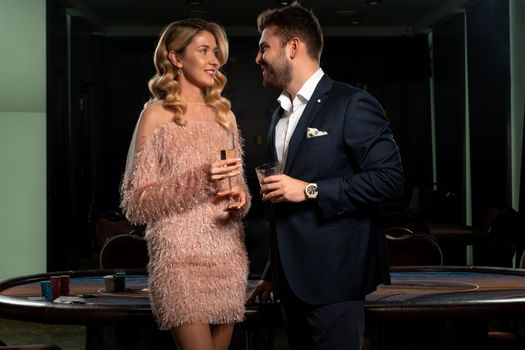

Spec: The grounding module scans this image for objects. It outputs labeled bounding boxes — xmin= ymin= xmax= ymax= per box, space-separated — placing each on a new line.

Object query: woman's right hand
xmin=209 ymin=158 xmax=241 ymax=181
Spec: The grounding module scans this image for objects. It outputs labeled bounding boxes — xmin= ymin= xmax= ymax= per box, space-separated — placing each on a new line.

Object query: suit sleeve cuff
xmin=317 ymin=178 xmax=357 ymax=218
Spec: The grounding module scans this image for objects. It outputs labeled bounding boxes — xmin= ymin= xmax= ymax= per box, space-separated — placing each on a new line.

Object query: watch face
xmin=306 ymin=183 xmax=318 ymax=198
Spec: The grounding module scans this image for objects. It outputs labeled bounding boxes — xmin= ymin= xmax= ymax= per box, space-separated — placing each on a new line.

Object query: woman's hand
xmin=209 ymin=158 xmax=241 ymax=181
xmin=218 ymin=185 xmax=247 ymax=211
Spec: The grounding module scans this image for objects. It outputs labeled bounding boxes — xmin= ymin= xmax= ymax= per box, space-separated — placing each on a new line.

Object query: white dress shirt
xmin=275 ymin=68 xmax=324 ymax=166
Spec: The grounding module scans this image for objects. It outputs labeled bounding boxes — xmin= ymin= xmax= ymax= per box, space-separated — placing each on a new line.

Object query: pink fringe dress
xmin=120 ymin=107 xmax=250 ymax=329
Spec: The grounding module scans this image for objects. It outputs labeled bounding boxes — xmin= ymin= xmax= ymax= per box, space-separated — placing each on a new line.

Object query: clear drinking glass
xmin=221 ymin=148 xmax=237 ymax=202
xmin=255 ymin=161 xmax=283 ymax=184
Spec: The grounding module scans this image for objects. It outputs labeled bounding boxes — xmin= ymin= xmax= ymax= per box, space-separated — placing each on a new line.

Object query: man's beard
xmin=262 ymin=51 xmax=292 ymax=89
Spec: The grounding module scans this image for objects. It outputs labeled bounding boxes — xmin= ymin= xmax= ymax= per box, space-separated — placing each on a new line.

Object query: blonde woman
xmin=120 ymin=19 xmax=250 ymax=350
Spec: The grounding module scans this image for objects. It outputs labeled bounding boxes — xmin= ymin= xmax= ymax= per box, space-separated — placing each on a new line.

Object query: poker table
xmin=0 ymin=269 xmax=281 ymax=349
xmin=1 ymin=267 xmax=525 ymax=349
xmin=0 ymin=269 xmax=280 ymax=325
xmin=368 ymin=266 xmax=525 ymax=349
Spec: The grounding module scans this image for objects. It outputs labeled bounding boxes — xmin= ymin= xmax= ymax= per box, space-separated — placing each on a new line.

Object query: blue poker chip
xmin=40 ymin=280 xmax=52 ymax=301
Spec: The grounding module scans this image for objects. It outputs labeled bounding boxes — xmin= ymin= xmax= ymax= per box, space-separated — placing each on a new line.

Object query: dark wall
xmin=428 ymin=0 xmax=511 ymax=226
xmin=47 ymin=10 xmax=104 ymax=270
xmin=467 ymin=0 xmax=510 ymax=224
xmin=521 ymin=95 xmax=525 ymax=212
xmin=47 ymin=0 xmax=70 ymax=271
xmin=95 ymin=37 xmax=156 ymax=216
xmin=433 ymin=13 xmax=466 ymax=224
xmin=323 ymin=36 xmax=433 ymax=201
xmin=48 ymin=0 xmax=106 ymax=269
xmin=70 ymin=18 xmax=105 ymax=260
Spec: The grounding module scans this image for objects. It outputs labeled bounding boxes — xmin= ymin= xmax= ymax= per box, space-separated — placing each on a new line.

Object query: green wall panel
xmin=0 ymin=112 xmax=46 ymax=279
xmin=0 ymin=0 xmax=45 ymax=112
xmin=0 ymin=0 xmax=46 ymax=280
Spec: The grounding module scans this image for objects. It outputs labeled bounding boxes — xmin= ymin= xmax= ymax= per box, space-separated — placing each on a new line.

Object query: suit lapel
xmin=284 ymin=75 xmax=333 ymax=173
xmin=267 ymin=106 xmax=283 ymax=162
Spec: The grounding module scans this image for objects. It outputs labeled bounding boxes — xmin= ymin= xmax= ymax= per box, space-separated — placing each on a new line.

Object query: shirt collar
xmin=277 ymin=68 xmax=324 ymax=113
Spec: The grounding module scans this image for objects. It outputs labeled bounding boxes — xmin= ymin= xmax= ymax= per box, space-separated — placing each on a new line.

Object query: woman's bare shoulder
xmin=226 ymin=110 xmax=238 ymax=128
xmin=140 ymin=103 xmax=173 ymax=132
xmin=136 ymin=102 xmax=174 ymax=148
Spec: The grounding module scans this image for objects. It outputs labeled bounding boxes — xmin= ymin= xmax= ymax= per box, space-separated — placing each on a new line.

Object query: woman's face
xmin=176 ymin=30 xmax=220 ymax=89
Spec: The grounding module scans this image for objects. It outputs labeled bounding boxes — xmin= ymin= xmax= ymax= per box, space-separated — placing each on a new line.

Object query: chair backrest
xmin=381 ymin=202 xmax=411 ymax=225
xmin=99 ymin=233 xmax=148 ymax=269
xmin=419 ymin=185 xmax=461 ymax=224
xmin=477 ymin=206 xmax=523 ymax=267
xmin=95 ymin=211 xmax=135 ymax=249
xmin=385 ymin=226 xmax=415 ymax=239
xmin=387 ymin=232 xmax=444 ymax=266
xmin=520 ymin=250 xmax=525 ymax=269
xmin=381 ymin=202 xmax=430 ymax=234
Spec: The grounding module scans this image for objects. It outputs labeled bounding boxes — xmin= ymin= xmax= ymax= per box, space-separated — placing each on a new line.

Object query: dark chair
xmin=99 ymin=228 xmax=148 ymax=270
xmin=385 ymin=226 xmax=415 ymax=238
xmin=387 ymin=232 xmax=443 ymax=266
xmin=381 ymin=202 xmax=430 ymax=234
xmin=475 ymin=206 xmax=523 ymax=268
xmin=94 ymin=211 xmax=136 ymax=250
xmin=381 ymin=202 xmax=411 ymax=225
xmin=476 ymin=214 xmax=525 ymax=349
xmin=520 ymin=250 xmax=525 ymax=269
xmin=486 ymin=331 xmax=525 ymax=350
xmin=484 ymin=251 xmax=525 ymax=349
xmin=418 ymin=185 xmax=461 ymax=224
xmin=0 ymin=340 xmax=61 ymax=350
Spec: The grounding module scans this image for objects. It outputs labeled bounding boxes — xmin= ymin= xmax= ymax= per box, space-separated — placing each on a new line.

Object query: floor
xmin=0 ymin=318 xmax=85 ymax=349
xmin=0 ymin=317 xmax=289 ymax=350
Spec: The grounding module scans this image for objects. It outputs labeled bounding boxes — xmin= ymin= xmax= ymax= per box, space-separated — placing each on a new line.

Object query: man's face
xmin=255 ymin=26 xmax=292 ymax=89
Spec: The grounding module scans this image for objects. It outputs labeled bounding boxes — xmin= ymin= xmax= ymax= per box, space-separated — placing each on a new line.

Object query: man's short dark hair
xmin=257 ymin=1 xmax=324 ymax=61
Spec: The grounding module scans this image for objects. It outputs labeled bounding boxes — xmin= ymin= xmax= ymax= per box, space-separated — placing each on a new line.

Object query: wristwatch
xmin=304 ymin=183 xmax=318 ymax=199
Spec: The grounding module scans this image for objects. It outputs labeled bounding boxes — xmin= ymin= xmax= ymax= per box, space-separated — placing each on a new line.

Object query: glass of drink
xmin=255 ymin=161 xmax=283 ymax=184
xmin=221 ymin=148 xmax=237 ymax=202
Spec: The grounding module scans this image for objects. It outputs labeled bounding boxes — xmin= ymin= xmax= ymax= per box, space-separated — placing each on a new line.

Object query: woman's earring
xmin=177 ymin=68 xmax=182 ymax=76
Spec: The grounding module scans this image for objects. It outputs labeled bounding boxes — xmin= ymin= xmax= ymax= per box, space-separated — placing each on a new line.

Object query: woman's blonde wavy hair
xmin=146 ymin=18 xmax=232 ymax=129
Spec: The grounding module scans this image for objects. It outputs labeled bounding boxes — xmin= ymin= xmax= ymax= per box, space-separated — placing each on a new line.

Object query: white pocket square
xmin=306 ymin=127 xmax=328 ymax=138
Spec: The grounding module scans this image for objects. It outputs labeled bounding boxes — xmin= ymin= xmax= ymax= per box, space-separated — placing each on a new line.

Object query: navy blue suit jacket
xmin=262 ymin=74 xmax=404 ymax=305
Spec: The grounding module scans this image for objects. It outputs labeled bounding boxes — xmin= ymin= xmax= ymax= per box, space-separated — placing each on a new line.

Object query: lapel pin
xmin=317 ymin=99 xmax=321 ymax=103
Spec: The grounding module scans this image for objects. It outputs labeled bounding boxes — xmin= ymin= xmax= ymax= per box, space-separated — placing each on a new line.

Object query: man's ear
xmin=168 ymin=51 xmax=182 ymax=68
xmin=289 ymin=37 xmax=301 ymax=59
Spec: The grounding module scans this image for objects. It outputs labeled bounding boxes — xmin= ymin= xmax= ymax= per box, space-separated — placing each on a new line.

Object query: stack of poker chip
xmin=50 ymin=276 xmax=61 ymax=299
xmin=103 ymin=275 xmax=115 ymax=292
xmin=104 ymin=271 xmax=126 ymax=292
xmin=59 ymin=274 xmax=70 ymax=295
xmin=40 ymin=281 xmax=52 ymax=301
xmin=41 ymin=275 xmax=70 ymax=301
xmin=114 ymin=271 xmax=126 ymax=292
